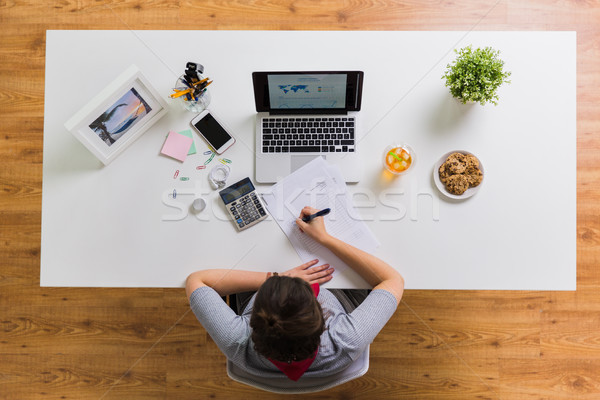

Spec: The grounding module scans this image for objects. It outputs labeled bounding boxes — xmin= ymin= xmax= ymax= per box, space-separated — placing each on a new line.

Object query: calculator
xmin=219 ymin=177 xmax=268 ymax=231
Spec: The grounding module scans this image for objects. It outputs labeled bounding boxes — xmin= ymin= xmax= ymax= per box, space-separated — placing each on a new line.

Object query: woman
xmin=186 ymin=206 xmax=404 ymax=382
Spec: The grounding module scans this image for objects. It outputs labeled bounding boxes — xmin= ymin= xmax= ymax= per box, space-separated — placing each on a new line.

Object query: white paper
xmin=262 ymin=157 xmax=380 ymax=271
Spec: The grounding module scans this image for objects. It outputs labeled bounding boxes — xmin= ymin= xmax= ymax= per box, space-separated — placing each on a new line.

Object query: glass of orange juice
xmin=383 ymin=143 xmax=415 ymax=175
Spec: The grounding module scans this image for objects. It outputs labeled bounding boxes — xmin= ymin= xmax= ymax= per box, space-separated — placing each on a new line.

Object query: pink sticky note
xmin=161 ymin=131 xmax=194 ymax=162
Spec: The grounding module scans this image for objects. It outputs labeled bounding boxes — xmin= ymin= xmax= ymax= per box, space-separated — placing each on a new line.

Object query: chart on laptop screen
xmin=267 ymin=74 xmax=347 ymax=109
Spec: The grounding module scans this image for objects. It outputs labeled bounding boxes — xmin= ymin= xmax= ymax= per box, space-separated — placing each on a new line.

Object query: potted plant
xmin=442 ymin=45 xmax=511 ymax=106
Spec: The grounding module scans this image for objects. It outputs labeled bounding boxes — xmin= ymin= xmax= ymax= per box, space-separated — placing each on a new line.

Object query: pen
xmin=170 ymin=88 xmax=193 ymax=98
xmin=302 ymin=208 xmax=331 ymax=223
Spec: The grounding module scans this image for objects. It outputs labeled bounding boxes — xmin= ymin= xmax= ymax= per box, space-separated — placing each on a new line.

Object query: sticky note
xmin=161 ymin=131 xmax=193 ymax=162
xmin=178 ymin=129 xmax=196 ymax=155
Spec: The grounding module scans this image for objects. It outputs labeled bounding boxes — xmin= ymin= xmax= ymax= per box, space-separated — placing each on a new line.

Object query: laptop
xmin=252 ymin=71 xmax=364 ymax=183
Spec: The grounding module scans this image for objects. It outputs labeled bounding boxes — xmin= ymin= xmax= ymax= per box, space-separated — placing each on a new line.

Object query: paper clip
xmin=219 ymin=159 xmax=228 ymax=165
xmin=172 ymin=189 xmax=177 ymax=199
xmin=203 ymin=150 xmax=213 ymax=155
xmin=204 ymin=153 xmax=215 ymax=165
xmin=173 ymin=170 xmax=180 ymax=179
xmin=196 ymin=165 xmax=206 ymax=170
xmin=222 ymin=158 xmax=232 ymax=163
xmin=180 ymin=177 xmax=190 ymax=181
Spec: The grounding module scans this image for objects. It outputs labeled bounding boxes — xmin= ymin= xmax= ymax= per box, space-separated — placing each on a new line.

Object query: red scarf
xmin=267 ymin=283 xmax=320 ymax=381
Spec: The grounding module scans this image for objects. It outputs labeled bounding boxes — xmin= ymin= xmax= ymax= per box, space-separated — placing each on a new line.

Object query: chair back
xmin=226 ymin=345 xmax=370 ymax=394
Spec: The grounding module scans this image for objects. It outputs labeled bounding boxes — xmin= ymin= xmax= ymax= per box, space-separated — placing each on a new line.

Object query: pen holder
xmin=173 ymin=75 xmax=211 ymax=113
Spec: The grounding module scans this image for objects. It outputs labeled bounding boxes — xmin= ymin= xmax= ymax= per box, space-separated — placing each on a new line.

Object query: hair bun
xmin=266 ymin=315 xmax=283 ymax=335
xmin=250 ymin=277 xmax=325 ymax=361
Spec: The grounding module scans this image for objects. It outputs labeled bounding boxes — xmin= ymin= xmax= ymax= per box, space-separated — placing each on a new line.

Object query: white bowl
xmin=433 ymin=150 xmax=484 ymax=200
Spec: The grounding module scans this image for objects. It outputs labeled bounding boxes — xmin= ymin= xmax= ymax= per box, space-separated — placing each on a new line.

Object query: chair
xmin=226 ymin=345 xmax=370 ymax=394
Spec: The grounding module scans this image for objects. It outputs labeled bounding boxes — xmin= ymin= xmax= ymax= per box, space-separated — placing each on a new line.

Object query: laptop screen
xmin=253 ymin=71 xmax=363 ymax=114
xmin=267 ymin=73 xmax=347 ymax=109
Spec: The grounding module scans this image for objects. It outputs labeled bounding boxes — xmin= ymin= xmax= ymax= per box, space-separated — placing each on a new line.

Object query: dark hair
xmin=250 ymin=276 xmax=325 ymax=363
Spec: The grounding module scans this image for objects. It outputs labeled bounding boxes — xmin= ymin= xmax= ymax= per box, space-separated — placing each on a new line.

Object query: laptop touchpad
xmin=291 ymin=155 xmax=325 ymax=172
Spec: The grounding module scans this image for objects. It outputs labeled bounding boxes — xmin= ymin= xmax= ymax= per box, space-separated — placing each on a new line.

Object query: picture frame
xmin=65 ymin=64 xmax=168 ymax=165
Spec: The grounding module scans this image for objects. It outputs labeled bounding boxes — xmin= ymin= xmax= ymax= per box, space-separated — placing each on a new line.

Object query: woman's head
xmin=250 ymin=276 xmax=325 ymax=362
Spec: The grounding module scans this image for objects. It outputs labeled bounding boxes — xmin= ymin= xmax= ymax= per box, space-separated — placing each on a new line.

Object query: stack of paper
xmin=261 ymin=157 xmax=380 ymax=272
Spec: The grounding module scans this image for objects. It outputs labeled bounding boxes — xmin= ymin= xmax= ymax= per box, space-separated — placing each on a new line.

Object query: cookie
xmin=439 ymin=168 xmax=452 ymax=184
xmin=448 ymin=152 xmax=466 ymax=162
xmin=444 ymin=153 xmax=466 ymax=174
xmin=466 ymin=169 xmax=483 ymax=187
xmin=444 ymin=174 xmax=469 ymax=195
xmin=464 ymin=154 xmax=480 ymax=174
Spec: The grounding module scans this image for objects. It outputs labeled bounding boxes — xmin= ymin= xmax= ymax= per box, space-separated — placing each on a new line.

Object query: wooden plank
xmin=0 ymin=306 xmax=184 ymax=354
xmin=177 ymin=0 xmax=508 ymax=30
xmin=506 ymin=0 xmax=600 ymax=28
xmin=353 ymin=357 xmax=499 ymax=400
xmin=540 ymin=310 xmax=600 ymax=359
xmin=499 ymin=358 xmax=600 ymax=399
xmin=0 ymin=0 xmax=179 ymax=26
xmin=0 ymin=353 xmax=167 ymax=400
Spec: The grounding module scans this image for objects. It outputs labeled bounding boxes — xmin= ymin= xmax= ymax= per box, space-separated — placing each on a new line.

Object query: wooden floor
xmin=1 ymin=1 xmax=599 ymax=399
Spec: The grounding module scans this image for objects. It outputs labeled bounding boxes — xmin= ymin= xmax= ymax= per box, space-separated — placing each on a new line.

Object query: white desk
xmin=41 ymin=31 xmax=576 ymax=289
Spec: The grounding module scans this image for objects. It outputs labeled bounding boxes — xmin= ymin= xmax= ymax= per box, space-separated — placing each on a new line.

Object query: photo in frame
xmin=65 ymin=65 xmax=168 ymax=165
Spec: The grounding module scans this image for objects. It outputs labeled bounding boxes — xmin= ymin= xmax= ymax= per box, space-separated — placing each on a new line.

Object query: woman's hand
xmin=295 ymin=206 xmax=331 ymax=245
xmin=282 ymin=259 xmax=334 ymax=285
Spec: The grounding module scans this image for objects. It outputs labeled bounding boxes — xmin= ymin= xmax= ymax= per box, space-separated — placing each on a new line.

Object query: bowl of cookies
xmin=434 ymin=151 xmax=484 ymax=199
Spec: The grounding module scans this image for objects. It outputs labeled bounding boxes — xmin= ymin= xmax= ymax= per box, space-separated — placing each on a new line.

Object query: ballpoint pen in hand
xmin=302 ymin=208 xmax=331 ymax=223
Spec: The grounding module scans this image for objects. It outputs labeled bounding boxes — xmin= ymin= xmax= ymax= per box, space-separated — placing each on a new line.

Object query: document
xmin=261 ymin=157 xmax=379 ymax=271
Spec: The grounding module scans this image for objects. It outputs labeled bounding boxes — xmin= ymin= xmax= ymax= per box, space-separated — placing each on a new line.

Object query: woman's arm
xmin=185 ymin=269 xmax=268 ymax=299
xmin=185 ymin=259 xmax=335 ymax=299
xmin=296 ymin=206 xmax=405 ymax=305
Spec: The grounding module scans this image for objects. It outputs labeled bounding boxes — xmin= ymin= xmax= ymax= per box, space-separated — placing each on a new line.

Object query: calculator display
xmin=219 ymin=177 xmax=268 ymax=231
xmin=219 ymin=177 xmax=255 ymax=204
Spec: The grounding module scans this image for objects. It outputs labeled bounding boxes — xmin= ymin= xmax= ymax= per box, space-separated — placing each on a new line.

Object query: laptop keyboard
xmin=261 ymin=116 xmax=355 ymax=153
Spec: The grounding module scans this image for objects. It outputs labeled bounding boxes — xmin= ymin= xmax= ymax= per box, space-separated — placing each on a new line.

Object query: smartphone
xmin=190 ymin=110 xmax=236 ymax=154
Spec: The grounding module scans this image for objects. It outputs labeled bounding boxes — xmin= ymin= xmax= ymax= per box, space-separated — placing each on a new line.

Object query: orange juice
xmin=384 ymin=145 xmax=414 ymax=174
